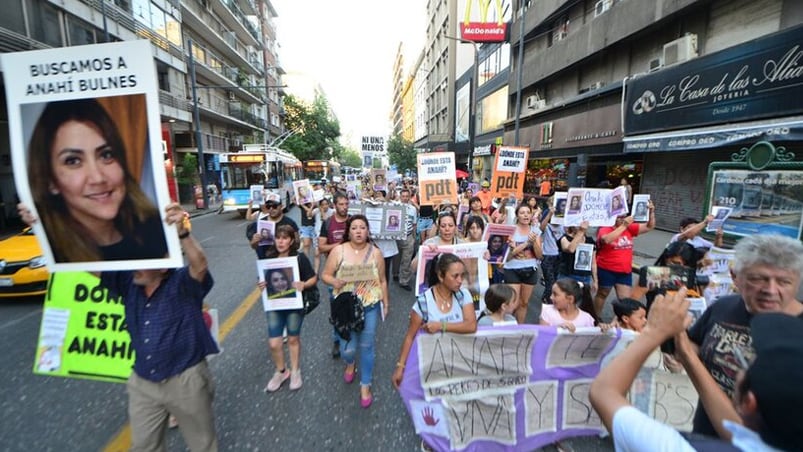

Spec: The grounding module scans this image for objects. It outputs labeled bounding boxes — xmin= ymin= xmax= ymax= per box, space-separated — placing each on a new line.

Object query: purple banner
xmin=398 ymin=326 xmax=623 ymax=451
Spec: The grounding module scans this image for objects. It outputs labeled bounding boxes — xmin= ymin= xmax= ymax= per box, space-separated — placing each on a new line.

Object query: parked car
xmin=0 ymin=228 xmax=48 ymax=298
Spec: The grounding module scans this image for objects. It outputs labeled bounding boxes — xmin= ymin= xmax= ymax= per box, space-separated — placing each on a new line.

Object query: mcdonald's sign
xmin=460 ymin=0 xmax=507 ymax=43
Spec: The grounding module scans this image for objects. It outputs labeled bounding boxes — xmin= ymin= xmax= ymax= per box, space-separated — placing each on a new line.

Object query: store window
xmin=476 ymin=86 xmax=508 ymax=134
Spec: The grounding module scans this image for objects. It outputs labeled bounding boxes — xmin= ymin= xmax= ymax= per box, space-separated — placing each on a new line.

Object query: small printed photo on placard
xmin=574 ymin=244 xmax=593 ymax=271
xmin=632 ymin=194 xmax=650 ymax=222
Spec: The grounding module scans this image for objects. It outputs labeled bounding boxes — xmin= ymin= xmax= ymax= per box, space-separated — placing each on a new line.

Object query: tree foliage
xmin=387 ymin=134 xmax=417 ymax=173
xmin=280 ymin=94 xmax=341 ymax=162
xmin=340 ymin=149 xmax=362 ymax=168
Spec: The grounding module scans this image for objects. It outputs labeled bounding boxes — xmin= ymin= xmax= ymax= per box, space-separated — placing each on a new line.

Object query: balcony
xmin=76 ymin=0 xmax=185 ymax=62
xmin=211 ymin=0 xmax=261 ymax=47
xmin=182 ymin=1 xmax=263 ymax=75
xmin=229 ymin=104 xmax=267 ymax=130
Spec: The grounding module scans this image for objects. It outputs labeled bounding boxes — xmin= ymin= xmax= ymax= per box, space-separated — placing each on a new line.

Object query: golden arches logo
xmin=463 ymin=0 xmax=505 ymax=26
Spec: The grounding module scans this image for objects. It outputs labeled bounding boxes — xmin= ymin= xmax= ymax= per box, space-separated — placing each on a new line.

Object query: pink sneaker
xmin=264 ymin=369 xmax=290 ymax=392
xmin=289 ymin=369 xmax=303 ymax=390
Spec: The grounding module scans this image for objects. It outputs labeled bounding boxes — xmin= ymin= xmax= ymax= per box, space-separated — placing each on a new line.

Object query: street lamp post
xmin=187 ymin=38 xmax=209 ymax=209
xmin=445 ymin=35 xmax=479 ymax=180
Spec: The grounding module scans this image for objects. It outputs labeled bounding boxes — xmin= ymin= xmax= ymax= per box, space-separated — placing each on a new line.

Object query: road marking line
xmin=102 ymin=288 xmax=261 ymax=452
xmin=0 ymin=308 xmax=42 ymax=331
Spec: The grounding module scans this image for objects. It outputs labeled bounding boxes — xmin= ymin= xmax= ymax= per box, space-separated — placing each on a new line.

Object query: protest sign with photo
xmin=414 ymin=243 xmax=489 ymax=312
xmin=257 ymin=257 xmax=302 ymax=311
xmin=398 ymin=326 xmax=698 ymax=451
xmin=418 ymin=152 xmax=458 ymax=206
xmin=385 ymin=209 xmax=402 ymax=232
xmin=491 ymin=146 xmax=529 ymax=200
xmin=250 ymin=185 xmax=265 ymax=204
xmin=372 ymin=168 xmax=388 ymax=192
xmin=456 ymin=204 xmax=469 ymax=231
xmin=698 ymin=246 xmax=737 ymax=304
xmin=632 ymin=194 xmax=651 ymax=223
xmin=33 ymin=272 xmax=220 ymax=383
xmin=345 ymin=200 xmax=405 ymax=240
xmin=563 ymin=188 xmax=619 ymax=227
xmin=550 ymin=192 xmax=568 ymax=225
xmin=574 ymin=244 xmax=593 ymax=271
xmin=256 ymin=220 xmax=276 ymax=246
xmin=2 ymin=40 xmax=181 ymax=271
xmin=706 ymin=206 xmax=732 ymax=232
xmin=483 ymin=224 xmax=515 ymax=264
xmin=293 ymin=179 xmax=314 ymax=205
xmin=609 ymin=186 xmax=629 ymax=217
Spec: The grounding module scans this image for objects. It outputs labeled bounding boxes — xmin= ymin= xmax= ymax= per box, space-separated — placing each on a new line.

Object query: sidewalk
xmin=631 ymin=228 xmax=675 ymax=269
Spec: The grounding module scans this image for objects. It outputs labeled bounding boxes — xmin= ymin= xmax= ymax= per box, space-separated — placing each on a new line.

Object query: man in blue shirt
xmin=102 ymin=203 xmax=218 ymax=451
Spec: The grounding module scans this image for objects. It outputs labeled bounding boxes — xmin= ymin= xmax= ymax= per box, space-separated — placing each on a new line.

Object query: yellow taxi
xmin=0 ymin=228 xmax=48 ymax=298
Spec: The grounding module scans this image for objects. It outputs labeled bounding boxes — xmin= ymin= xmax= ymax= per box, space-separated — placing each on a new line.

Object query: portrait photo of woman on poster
xmin=265 ymin=268 xmax=296 ymax=299
xmin=26 ymin=96 xmax=167 ymax=263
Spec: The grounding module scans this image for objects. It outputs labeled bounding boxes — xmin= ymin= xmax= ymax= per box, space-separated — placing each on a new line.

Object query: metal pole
xmin=100 ymin=0 xmax=109 ymax=42
xmin=469 ymin=41 xmax=478 ymax=180
xmin=187 ymin=38 xmax=209 ymax=209
xmin=513 ymin=0 xmax=525 ymax=146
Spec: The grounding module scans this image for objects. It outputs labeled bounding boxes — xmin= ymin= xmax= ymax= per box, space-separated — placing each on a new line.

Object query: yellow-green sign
xmin=33 ymin=272 xmax=134 ymax=383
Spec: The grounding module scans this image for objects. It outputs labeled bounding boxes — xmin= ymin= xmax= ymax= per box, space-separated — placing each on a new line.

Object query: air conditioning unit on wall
xmin=526 ymin=95 xmax=546 ymax=110
xmin=594 ymin=0 xmax=612 ymax=17
xmin=649 ymin=57 xmax=663 ymax=72
xmin=663 ymin=34 xmax=698 ymax=66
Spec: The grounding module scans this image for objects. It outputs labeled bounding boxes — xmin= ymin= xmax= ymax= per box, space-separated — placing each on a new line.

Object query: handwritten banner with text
xmin=491 ymin=146 xmax=529 ymax=199
xmin=398 ymin=326 xmax=698 ymax=451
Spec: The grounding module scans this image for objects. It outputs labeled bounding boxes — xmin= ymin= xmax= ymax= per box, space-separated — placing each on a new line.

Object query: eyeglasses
xmin=266 ymin=203 xmax=280 ymax=209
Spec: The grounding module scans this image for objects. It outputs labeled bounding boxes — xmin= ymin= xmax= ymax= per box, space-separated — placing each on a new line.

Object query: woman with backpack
xmin=391 ymin=252 xmax=477 ymax=450
xmin=258 ymin=225 xmax=318 ymax=393
xmin=392 ymin=253 xmax=477 ymax=389
xmin=320 ymin=215 xmax=387 ymax=408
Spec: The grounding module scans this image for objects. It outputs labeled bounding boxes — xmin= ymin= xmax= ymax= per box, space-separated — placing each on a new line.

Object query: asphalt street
xmin=0 ymin=206 xmax=613 ymax=451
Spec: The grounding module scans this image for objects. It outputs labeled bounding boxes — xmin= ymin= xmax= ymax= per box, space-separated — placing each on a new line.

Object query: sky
xmin=271 ymin=0 xmax=428 ymax=151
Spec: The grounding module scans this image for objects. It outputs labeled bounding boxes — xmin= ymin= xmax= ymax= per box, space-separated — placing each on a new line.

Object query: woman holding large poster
xmin=27 ymin=98 xmax=166 ymax=263
xmin=259 ymin=225 xmax=318 ymax=392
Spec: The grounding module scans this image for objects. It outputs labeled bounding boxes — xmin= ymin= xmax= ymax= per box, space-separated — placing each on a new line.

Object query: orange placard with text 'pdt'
xmin=417 ymin=152 xmax=458 ymax=206
xmin=491 ymin=146 xmax=529 ymax=199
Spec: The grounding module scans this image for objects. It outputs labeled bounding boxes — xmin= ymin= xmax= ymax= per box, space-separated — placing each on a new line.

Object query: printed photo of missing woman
xmin=2 ymin=40 xmax=180 ymax=272
xmin=257 ymin=257 xmax=302 ymax=311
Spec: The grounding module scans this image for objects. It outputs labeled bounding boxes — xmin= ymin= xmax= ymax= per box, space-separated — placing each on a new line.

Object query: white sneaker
xmin=289 ymin=369 xmax=302 ymax=390
xmin=264 ymin=369 xmax=290 ymax=392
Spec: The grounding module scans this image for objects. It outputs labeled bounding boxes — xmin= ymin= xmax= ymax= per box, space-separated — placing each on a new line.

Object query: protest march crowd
xmin=19 ymin=168 xmax=803 ymax=452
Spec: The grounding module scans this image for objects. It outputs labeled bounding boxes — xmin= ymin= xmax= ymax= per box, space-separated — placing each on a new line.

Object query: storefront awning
xmin=623 ymin=116 xmax=803 ymax=153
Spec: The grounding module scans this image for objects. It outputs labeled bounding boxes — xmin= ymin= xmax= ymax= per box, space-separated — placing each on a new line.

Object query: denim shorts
xmin=266 ymin=309 xmax=304 ymax=338
xmin=598 ymin=267 xmax=632 ymax=288
xmin=299 ymin=225 xmax=316 ymax=239
xmin=417 ymin=217 xmax=433 ymax=234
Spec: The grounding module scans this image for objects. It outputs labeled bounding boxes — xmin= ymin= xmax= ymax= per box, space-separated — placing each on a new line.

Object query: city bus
xmin=219 ymin=145 xmax=302 ymax=216
xmin=304 ymin=159 xmax=342 ymax=183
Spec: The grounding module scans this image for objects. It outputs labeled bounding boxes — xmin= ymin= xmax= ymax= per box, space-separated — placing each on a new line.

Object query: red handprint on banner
xmin=422 ymin=406 xmax=440 ymax=426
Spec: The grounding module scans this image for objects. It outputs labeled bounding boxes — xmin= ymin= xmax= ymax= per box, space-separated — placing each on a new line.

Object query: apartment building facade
xmin=0 ymin=0 xmax=282 ymax=213
xmin=505 ymin=0 xmax=803 ymax=229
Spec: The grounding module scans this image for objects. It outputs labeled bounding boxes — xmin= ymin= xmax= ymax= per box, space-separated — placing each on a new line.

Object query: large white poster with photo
xmin=1 ymin=40 xmax=180 ymax=271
